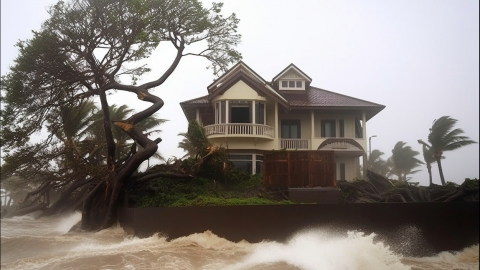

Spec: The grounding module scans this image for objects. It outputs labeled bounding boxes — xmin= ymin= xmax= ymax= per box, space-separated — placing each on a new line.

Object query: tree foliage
xmin=1 ymin=0 xmax=241 ymax=229
xmin=389 ymin=141 xmax=424 ymax=182
xmin=420 ymin=116 xmax=477 ymax=185
xmin=367 ymin=149 xmax=390 ymax=177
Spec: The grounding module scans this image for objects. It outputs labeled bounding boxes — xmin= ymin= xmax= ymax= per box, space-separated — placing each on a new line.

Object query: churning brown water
xmin=1 ymin=212 xmax=478 ymax=270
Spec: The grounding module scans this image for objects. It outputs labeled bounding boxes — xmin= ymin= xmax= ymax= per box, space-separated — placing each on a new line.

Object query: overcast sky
xmin=2 ymin=0 xmax=478 ymax=186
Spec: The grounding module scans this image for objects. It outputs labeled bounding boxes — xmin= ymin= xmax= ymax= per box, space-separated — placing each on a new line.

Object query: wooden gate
xmin=263 ymin=150 xmax=336 ymax=188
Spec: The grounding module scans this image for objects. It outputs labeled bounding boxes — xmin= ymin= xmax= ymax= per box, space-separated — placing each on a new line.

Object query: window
xmin=255 ymin=101 xmax=265 ymax=125
xmin=280 ymin=80 xmax=304 ymax=90
xmin=321 ymin=120 xmax=336 ymax=137
xmin=229 ymin=101 xmax=251 ymax=123
xmin=220 ymin=101 xmax=226 ymax=123
xmin=355 ymin=118 xmax=363 ymax=138
xmin=215 ymin=100 xmax=266 ymax=124
xmin=229 ymin=154 xmax=263 ymax=174
xmin=255 ymin=155 xmax=263 ymax=175
xmin=281 ymin=120 xmax=301 ymax=138
xmin=339 ymin=120 xmax=344 ymax=138
xmin=230 ymin=154 xmax=253 ymax=174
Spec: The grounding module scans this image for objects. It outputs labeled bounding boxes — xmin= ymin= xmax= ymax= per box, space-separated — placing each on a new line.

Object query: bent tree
xmin=1 ymin=0 xmax=241 ymax=230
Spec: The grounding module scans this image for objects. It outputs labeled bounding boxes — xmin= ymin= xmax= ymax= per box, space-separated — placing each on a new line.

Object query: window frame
xmin=281 ymin=119 xmax=301 ymax=139
xmin=279 ymin=80 xmax=305 ymax=90
xmin=321 ymin=120 xmax=336 ymax=138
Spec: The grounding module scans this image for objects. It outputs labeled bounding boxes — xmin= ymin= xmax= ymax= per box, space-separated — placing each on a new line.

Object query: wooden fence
xmin=263 ymin=151 xmax=336 ymax=188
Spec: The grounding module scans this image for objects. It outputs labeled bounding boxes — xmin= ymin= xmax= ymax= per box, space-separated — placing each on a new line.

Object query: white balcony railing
xmin=204 ymin=124 xmax=274 ymax=138
xmin=280 ymin=139 xmax=309 ymax=150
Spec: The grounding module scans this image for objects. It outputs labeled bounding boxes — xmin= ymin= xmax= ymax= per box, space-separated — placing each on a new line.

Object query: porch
xmin=204 ymin=123 xmax=274 ymax=139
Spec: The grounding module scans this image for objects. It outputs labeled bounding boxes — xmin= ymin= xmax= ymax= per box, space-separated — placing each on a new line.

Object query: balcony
xmin=204 ymin=124 xmax=274 ymax=139
xmin=280 ymin=139 xmax=310 ymax=150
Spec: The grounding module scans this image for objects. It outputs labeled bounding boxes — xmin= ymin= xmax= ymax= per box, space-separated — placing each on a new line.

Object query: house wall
xmin=203 ymin=83 xmax=369 ymax=181
xmin=212 ymin=80 xmax=266 ymax=101
xmin=334 ymin=156 xmax=359 ymax=181
xmin=311 ymin=112 xmax=367 ymax=151
xmin=278 ymin=111 xmax=312 ymax=143
xmin=209 ymin=137 xmax=278 ymax=150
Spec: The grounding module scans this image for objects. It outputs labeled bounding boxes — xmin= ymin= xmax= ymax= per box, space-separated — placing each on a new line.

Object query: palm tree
xmin=368 ymin=149 xmax=390 ymax=177
xmin=85 ymin=104 xmax=167 ymax=164
xmin=424 ymin=116 xmax=477 ymax=185
xmin=390 ymin=141 xmax=424 ymax=181
xmin=419 ymin=143 xmax=435 ymax=186
xmin=178 ymin=120 xmax=210 ymax=160
xmin=47 ymin=99 xmax=98 ymax=167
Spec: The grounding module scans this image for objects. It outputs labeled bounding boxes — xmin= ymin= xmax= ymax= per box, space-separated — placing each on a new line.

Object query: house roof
xmin=283 ymin=86 xmax=385 ymax=120
xmin=179 ymin=95 xmax=210 ymax=122
xmin=207 ymin=61 xmax=269 ymax=92
xmin=207 ymin=68 xmax=289 ymax=106
xmin=180 ymin=62 xmax=385 ymax=121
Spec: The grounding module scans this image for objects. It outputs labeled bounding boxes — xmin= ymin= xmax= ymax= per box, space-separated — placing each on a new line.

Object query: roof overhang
xmin=288 ymin=106 xmax=385 ymax=121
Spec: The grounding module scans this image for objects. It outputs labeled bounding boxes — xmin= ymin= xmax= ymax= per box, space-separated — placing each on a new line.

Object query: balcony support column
xmin=274 ymin=102 xmax=279 ymax=140
xmin=310 ymin=110 xmax=314 ymax=150
xmin=252 ymin=101 xmax=256 ymax=135
xmin=225 ymin=100 xmax=229 ymax=134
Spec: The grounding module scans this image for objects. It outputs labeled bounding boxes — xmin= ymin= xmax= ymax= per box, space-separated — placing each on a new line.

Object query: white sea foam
xmin=228 ymin=229 xmax=410 ymax=270
xmin=402 ymin=244 xmax=479 ymax=270
xmin=56 ymin=212 xmax=82 ymax=234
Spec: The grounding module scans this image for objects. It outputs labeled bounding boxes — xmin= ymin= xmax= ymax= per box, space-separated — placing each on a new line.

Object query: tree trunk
xmin=427 ymin=163 xmax=433 ymax=186
xmin=37 ymin=178 xmax=92 ymax=218
xmin=81 ymin=181 xmax=106 ymax=231
xmin=3 ymin=203 xmax=47 ymax=219
xmin=436 ymin=157 xmax=446 ymax=185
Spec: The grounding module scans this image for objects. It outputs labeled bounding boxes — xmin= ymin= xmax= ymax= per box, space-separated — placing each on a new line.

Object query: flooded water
xmin=1 ymin=212 xmax=478 ymax=270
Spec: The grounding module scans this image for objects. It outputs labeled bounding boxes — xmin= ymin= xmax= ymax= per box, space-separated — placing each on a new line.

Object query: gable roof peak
xmin=207 ymin=61 xmax=267 ymax=92
xmin=272 ymin=63 xmax=312 ymax=83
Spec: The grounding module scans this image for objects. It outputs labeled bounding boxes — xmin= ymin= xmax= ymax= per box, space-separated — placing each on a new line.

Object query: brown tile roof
xmin=180 ymin=95 xmax=209 ymax=105
xmin=281 ymin=87 xmax=384 ymax=108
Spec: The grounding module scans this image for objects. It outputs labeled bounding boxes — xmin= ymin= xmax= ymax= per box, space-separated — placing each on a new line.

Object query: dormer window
xmin=280 ymin=80 xmax=304 ymax=90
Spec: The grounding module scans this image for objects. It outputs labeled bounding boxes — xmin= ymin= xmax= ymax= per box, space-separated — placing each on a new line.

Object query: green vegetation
xmin=461 ymin=178 xmax=479 ymax=189
xmin=133 ymin=173 xmax=292 ymax=207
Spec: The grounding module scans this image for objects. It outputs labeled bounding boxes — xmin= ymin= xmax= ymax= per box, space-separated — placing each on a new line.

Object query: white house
xmin=180 ymin=62 xmax=384 ymax=182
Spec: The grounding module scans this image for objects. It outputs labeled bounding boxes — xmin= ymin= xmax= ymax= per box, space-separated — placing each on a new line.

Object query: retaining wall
xmin=118 ymin=202 xmax=479 ymax=256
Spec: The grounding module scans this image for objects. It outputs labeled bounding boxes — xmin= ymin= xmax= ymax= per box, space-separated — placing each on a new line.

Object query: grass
xmin=133 ymin=172 xmax=292 ymax=207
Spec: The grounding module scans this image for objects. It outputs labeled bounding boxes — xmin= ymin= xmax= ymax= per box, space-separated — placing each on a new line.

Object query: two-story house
xmin=180 ymin=62 xmax=385 ymax=182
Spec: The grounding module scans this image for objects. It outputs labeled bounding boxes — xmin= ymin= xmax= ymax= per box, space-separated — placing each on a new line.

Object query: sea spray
xmin=56 ymin=212 xmax=82 ymax=234
xmin=228 ymin=229 xmax=410 ymax=270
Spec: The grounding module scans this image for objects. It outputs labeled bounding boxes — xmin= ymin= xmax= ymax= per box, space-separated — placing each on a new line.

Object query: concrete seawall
xmin=118 ymin=202 xmax=479 ymax=256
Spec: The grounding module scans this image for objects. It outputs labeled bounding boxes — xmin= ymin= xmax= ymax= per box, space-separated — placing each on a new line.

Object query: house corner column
xmin=196 ymin=108 xmax=201 ymax=124
xmin=363 ymin=153 xmax=368 ymax=181
xmin=362 ymin=112 xmax=367 ymax=140
xmin=362 ymin=112 xmax=368 ymax=180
